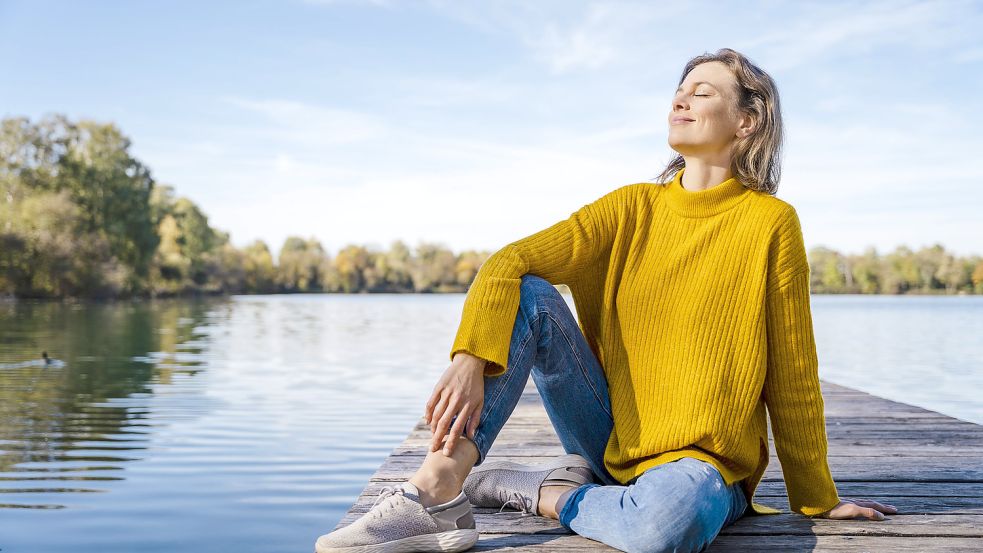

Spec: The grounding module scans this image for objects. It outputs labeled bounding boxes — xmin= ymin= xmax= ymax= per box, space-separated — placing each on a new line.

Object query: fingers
xmin=424 ymin=388 xmax=439 ymax=424
xmin=428 ymin=392 xmax=449 ymax=430
xmin=833 ymin=498 xmax=895 ymax=521
xmin=427 ymin=392 xmax=447 ymax=450
xmin=860 ymin=506 xmax=885 ymax=521
xmin=851 ymin=498 xmax=898 ymax=515
xmin=430 ymin=394 xmax=459 ymax=452
xmin=467 ymin=403 xmax=482 ymax=440
xmin=444 ymin=405 xmax=472 ymax=455
xmin=425 ymin=369 xmax=452 ymax=425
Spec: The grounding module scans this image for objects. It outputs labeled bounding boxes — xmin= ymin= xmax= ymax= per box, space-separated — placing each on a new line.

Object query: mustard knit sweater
xmin=449 ymin=167 xmax=841 ymax=517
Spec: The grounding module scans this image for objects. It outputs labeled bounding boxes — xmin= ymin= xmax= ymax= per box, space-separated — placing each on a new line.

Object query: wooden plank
xmin=380 ymin=533 xmax=983 ymax=552
xmin=337 ymin=507 xmax=983 ymax=537
xmin=359 ymin=454 xmax=983 ymax=482
xmin=347 ymin=482 xmax=983 ymax=515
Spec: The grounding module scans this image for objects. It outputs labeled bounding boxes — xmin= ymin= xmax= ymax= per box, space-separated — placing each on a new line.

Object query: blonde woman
xmin=316 ymin=48 xmax=897 ymax=553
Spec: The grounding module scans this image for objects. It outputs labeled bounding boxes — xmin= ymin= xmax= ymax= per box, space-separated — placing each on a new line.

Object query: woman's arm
xmin=763 ymin=264 xmax=841 ymax=516
xmin=762 ymin=205 xmax=842 ymax=517
xmin=762 ymin=206 xmax=898 ymax=521
xmin=449 ymin=183 xmax=632 ymax=377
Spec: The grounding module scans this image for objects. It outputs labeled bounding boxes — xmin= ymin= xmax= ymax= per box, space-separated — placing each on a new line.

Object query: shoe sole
xmin=469 ymin=453 xmax=593 ymax=479
xmin=315 ymin=528 xmax=478 ymax=553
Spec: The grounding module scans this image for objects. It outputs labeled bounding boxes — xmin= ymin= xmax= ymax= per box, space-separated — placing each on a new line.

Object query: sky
xmin=1 ymin=0 xmax=981 ymax=258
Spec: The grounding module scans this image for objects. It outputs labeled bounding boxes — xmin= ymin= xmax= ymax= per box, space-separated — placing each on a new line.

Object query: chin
xmin=667 ymin=139 xmax=696 ymax=155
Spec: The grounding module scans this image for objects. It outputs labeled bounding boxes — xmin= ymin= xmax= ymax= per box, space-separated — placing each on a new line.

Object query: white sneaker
xmin=315 ymin=481 xmax=478 ymax=553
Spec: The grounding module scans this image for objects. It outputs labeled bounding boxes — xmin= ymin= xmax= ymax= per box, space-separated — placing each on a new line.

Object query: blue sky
xmin=2 ymin=0 xmax=981 ymax=257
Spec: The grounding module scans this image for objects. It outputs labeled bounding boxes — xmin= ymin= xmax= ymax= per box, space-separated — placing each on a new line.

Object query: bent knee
xmin=519 ymin=274 xmax=562 ymax=303
xmin=617 ymin=471 xmax=730 ymax=552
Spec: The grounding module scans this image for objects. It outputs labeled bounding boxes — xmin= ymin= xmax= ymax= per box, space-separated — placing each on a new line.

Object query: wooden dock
xmin=336 ymin=378 xmax=983 ymax=551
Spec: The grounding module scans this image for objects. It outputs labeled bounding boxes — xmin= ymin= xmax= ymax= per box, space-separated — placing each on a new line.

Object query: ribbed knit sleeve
xmin=763 ymin=207 xmax=841 ymax=517
xmin=449 ymin=185 xmax=627 ymax=377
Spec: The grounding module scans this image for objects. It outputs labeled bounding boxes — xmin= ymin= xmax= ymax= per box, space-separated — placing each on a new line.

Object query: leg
xmin=412 ymin=273 xmax=617 ymax=507
xmin=558 ymin=457 xmax=748 ymax=553
xmin=468 ymin=274 xmax=617 ymax=484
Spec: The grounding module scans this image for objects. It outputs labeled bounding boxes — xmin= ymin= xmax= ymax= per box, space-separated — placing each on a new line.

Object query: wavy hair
xmin=654 ymin=48 xmax=784 ymax=195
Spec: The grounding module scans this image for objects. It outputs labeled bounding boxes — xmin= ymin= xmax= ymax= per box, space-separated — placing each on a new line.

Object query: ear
xmin=736 ymin=112 xmax=756 ymax=138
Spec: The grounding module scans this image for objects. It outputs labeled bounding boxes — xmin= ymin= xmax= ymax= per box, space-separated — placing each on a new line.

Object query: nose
xmin=673 ymin=93 xmax=688 ymax=113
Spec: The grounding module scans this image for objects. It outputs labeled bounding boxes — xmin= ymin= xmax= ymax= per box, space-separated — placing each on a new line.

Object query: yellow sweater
xmin=449 ymin=167 xmax=841 ymax=517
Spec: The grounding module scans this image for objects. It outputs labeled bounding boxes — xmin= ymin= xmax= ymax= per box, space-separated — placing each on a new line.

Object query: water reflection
xmin=0 ymin=299 xmax=214 ymax=509
xmin=0 ymin=294 xmax=464 ymax=553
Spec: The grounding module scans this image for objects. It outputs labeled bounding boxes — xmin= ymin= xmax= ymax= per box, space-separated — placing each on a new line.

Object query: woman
xmin=316 ymin=48 xmax=897 ymax=553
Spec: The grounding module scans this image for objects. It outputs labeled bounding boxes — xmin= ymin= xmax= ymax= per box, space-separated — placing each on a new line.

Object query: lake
xmin=1 ymin=293 xmax=981 ymax=552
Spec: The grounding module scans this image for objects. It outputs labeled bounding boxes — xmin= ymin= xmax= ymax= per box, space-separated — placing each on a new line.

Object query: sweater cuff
xmin=449 ymin=275 xmax=523 ymax=377
xmin=781 ymin=458 xmax=841 ymax=516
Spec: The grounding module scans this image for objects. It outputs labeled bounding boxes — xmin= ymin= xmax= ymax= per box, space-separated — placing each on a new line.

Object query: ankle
xmin=537 ymin=483 xmax=578 ymax=519
xmin=409 ymin=473 xmax=462 ymax=507
xmin=409 ymin=435 xmax=480 ymax=507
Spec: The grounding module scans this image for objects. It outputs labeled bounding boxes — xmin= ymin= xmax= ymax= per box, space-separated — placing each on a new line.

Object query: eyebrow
xmin=676 ymin=81 xmax=718 ymax=92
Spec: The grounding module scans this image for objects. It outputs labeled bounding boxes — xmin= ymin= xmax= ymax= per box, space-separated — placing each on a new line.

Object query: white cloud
xmin=732 ymin=0 xmax=974 ymax=71
xmin=425 ymin=0 xmax=686 ymax=74
xmin=530 ymin=4 xmax=624 ymax=73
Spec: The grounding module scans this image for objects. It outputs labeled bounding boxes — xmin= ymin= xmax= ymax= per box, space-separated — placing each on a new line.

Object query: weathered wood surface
xmin=337 ymin=379 xmax=983 ymax=551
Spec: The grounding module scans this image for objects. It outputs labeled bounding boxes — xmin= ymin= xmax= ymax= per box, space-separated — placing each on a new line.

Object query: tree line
xmin=2 ymin=114 xmax=981 ymax=299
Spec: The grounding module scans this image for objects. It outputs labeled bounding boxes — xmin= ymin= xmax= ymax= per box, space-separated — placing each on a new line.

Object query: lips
xmin=671 ymin=116 xmax=695 ymax=124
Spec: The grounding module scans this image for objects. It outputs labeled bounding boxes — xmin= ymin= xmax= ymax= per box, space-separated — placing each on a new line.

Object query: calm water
xmin=0 ymin=294 xmax=981 ymax=552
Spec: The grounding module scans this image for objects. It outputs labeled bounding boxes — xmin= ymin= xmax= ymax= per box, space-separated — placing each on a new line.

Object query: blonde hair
xmin=655 ymin=48 xmax=784 ymax=195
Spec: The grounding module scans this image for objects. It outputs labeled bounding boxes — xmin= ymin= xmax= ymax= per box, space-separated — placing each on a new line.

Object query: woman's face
xmin=668 ymin=61 xmax=752 ymax=159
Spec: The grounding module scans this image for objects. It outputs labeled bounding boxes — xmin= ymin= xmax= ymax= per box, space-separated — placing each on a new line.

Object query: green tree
xmin=1 ymin=115 xmax=158 ymax=295
xmin=47 ymin=116 xmax=159 ymax=290
xmin=850 ymin=247 xmax=881 ymax=294
xmin=971 ymin=259 xmax=983 ymax=294
xmin=277 ymin=236 xmax=326 ymax=292
xmin=454 ymin=249 xmax=487 ymax=289
xmin=411 ymin=242 xmax=457 ymax=292
xmin=333 ymin=244 xmax=371 ymax=293
xmin=242 ymin=240 xmax=277 ymax=293
xmin=147 ymin=186 xmax=220 ymax=295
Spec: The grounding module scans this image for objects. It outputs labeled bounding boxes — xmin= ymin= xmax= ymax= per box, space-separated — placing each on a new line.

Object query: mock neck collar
xmin=663 ymin=167 xmax=751 ymax=217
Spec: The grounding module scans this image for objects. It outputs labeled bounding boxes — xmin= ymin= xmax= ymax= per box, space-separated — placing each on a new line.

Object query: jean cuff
xmin=469 ymin=432 xmax=488 ymax=466
xmin=557 ymin=482 xmax=599 ymax=530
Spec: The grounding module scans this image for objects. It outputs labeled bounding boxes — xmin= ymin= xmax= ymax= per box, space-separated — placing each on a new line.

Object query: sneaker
xmin=462 ymin=453 xmax=595 ymax=516
xmin=315 ymin=481 xmax=478 ymax=553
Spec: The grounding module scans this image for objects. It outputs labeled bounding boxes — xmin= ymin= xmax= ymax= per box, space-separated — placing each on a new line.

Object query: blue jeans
xmin=459 ymin=274 xmax=747 ymax=553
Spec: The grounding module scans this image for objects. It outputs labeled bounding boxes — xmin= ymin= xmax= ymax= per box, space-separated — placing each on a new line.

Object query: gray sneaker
xmin=462 ymin=453 xmax=595 ymax=516
xmin=315 ymin=481 xmax=478 ymax=553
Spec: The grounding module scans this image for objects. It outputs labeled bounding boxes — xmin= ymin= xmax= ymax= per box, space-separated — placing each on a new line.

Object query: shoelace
xmin=498 ymin=490 xmax=535 ymax=517
xmin=369 ymin=485 xmax=405 ymax=519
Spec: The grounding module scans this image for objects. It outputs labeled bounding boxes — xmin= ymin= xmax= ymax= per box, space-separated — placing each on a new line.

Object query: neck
xmin=663 ymin=166 xmax=750 ymax=218
xmin=679 ymin=157 xmax=733 ymax=191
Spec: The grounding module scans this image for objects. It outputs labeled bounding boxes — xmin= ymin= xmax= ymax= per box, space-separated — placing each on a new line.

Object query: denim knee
xmin=519 ymin=273 xmax=561 ymax=300
xmin=609 ymin=461 xmax=732 ymax=553
xmin=519 ymin=274 xmax=566 ymax=312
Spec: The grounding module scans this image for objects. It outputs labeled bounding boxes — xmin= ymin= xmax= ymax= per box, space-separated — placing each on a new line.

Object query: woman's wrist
xmin=452 ymin=350 xmax=488 ymax=370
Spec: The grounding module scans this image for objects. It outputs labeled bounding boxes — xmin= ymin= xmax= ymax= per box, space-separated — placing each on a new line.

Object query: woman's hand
xmin=817 ymin=498 xmax=898 ymax=520
xmin=424 ymin=351 xmax=487 ymax=457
